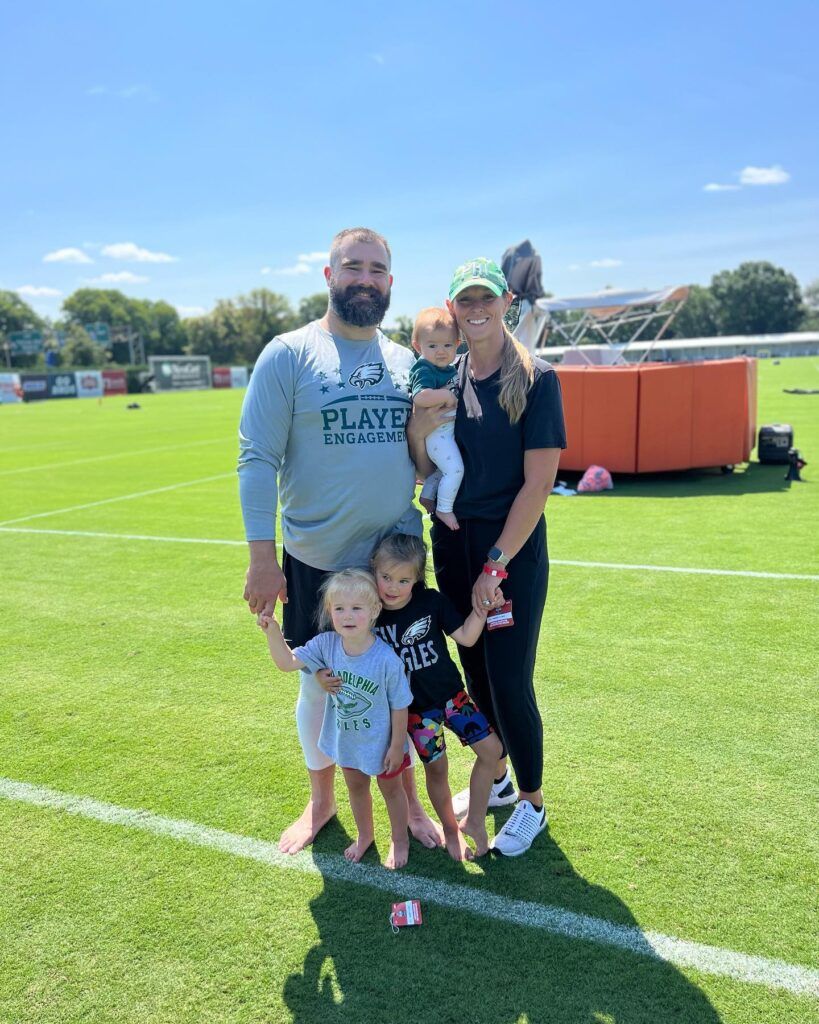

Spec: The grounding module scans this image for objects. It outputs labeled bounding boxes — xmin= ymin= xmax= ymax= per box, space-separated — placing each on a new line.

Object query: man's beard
xmin=328 ymin=282 xmax=391 ymax=328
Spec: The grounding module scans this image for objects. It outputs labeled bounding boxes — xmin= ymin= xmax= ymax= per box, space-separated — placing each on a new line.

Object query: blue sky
xmin=3 ymin=0 xmax=817 ymax=323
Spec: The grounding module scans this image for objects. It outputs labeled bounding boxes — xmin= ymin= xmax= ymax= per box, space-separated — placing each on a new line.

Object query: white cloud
xmin=590 ymin=258 xmax=623 ymax=268
xmin=117 ymin=84 xmax=157 ymax=100
xmin=177 ymin=305 xmax=207 ymax=318
xmin=16 ymin=285 xmax=62 ymax=297
xmin=43 ymin=247 xmax=93 ymax=264
xmin=85 ymin=271 xmax=149 ymax=284
xmin=703 ymin=183 xmax=741 ymax=192
xmin=370 ymin=53 xmax=385 ymax=65
xmin=102 ymin=242 xmax=177 ymax=263
xmin=739 ymin=164 xmax=790 ymax=186
xmin=567 ymin=264 xmax=581 ymax=271
xmin=263 ymin=250 xmax=327 ymax=276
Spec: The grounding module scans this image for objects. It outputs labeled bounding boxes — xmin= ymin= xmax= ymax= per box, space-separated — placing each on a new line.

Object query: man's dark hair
xmin=330 ymin=227 xmax=391 ymax=270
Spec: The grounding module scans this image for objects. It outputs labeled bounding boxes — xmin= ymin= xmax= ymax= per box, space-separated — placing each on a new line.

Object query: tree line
xmin=1 ymin=261 xmax=817 ymax=370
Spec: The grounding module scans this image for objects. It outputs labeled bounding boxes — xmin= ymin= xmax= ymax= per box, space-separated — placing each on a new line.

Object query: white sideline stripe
xmin=1 ymin=777 xmax=817 ymax=998
xmin=0 ymin=473 xmax=235 ymax=527
xmin=0 ymin=526 xmax=816 ymax=582
xmin=0 ymin=527 xmax=246 ymax=546
xmin=553 ymin=559 xmax=819 ymax=582
xmin=0 ymin=436 xmax=233 ymax=477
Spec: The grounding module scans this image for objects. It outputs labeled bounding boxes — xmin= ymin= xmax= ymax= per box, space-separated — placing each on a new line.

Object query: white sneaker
xmin=490 ymin=799 xmax=547 ymax=857
xmin=451 ymin=768 xmax=518 ymax=818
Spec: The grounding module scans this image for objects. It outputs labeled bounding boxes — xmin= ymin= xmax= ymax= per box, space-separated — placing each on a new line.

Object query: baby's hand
xmin=257 ymin=612 xmax=277 ymax=632
xmin=316 ymin=668 xmax=342 ymax=694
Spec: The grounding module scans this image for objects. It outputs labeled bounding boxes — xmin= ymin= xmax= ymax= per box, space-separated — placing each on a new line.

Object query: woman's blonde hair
xmin=496 ymin=320 xmax=536 ymax=425
xmin=317 ymin=569 xmax=382 ymax=631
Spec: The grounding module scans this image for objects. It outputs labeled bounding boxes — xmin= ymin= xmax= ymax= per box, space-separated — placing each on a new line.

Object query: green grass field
xmin=1 ymin=358 xmax=817 ymax=1024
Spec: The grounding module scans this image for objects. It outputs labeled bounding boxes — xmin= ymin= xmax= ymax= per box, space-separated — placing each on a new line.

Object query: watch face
xmin=488 ymin=546 xmax=508 ymax=565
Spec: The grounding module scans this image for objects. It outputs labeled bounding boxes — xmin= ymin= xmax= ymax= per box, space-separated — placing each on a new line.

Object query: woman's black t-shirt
xmin=374 ymin=587 xmax=464 ymax=711
xmin=453 ymin=356 xmax=567 ymax=521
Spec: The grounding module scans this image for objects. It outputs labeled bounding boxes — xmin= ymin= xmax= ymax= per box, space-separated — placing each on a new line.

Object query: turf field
xmin=1 ymin=358 xmax=817 ymax=1024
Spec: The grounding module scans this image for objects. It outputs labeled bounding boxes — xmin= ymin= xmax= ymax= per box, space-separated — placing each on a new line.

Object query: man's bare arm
xmin=244 ymin=539 xmax=287 ymax=617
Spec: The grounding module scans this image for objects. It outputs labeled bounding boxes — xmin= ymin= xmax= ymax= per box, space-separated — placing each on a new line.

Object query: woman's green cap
xmin=448 ymin=257 xmax=508 ymax=301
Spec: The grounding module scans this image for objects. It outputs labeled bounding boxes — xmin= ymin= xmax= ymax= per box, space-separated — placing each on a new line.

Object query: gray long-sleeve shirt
xmin=238 ymin=320 xmax=422 ymax=570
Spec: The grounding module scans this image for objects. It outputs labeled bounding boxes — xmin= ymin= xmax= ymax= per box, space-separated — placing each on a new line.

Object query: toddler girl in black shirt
xmin=371 ymin=534 xmax=503 ymax=859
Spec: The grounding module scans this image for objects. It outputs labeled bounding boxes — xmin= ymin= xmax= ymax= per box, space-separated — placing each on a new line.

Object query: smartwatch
xmin=486 ymin=546 xmax=510 ymax=567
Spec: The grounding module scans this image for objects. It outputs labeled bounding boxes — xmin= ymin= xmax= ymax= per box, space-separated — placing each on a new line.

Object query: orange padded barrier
xmin=554 ymin=358 xmax=756 ymax=473
xmin=690 ymin=359 xmax=752 ymax=469
xmin=636 ymin=363 xmax=694 ymax=472
xmin=554 ymin=366 xmax=584 ymax=469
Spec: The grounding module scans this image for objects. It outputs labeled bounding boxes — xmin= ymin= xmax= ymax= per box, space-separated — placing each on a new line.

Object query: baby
xmin=409 ymin=307 xmax=464 ymax=531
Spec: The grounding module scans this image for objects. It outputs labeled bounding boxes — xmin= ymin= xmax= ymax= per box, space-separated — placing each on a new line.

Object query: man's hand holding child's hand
xmin=257 ymin=612 xmax=278 ymax=632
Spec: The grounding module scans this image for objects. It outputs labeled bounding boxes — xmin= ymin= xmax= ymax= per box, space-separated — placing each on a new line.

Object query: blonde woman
xmin=420 ymin=257 xmax=566 ymax=856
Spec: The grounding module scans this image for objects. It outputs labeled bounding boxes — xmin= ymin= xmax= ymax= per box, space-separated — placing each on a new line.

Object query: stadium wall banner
xmin=20 ymin=373 xmax=49 ymax=401
xmin=212 ymin=366 xmax=232 ymax=388
xmin=230 ymin=366 xmax=249 ymax=388
xmin=47 ymin=372 xmax=79 ymax=399
xmin=149 ymin=355 xmax=212 ymax=391
xmin=75 ymin=370 xmax=104 ymax=398
xmin=102 ymin=370 xmax=127 ymax=395
xmin=0 ymin=373 xmax=22 ymax=403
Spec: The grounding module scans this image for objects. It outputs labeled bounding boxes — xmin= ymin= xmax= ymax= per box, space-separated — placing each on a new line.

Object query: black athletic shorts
xmin=280 ymin=550 xmax=334 ymax=648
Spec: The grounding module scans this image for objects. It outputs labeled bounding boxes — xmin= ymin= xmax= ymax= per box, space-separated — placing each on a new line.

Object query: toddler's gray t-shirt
xmin=293 ymin=632 xmax=412 ymax=776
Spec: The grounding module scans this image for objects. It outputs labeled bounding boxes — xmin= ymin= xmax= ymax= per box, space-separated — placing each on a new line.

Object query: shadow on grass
xmin=283 ymin=826 xmax=723 ymax=1024
xmin=560 ymin=461 xmax=794 ymax=498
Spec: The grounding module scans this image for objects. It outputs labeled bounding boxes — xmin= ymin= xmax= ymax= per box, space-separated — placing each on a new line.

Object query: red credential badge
xmin=487 ymin=600 xmax=514 ymax=630
xmin=390 ymin=900 xmax=423 ymax=932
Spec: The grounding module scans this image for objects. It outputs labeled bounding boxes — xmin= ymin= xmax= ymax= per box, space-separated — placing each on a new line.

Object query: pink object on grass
xmin=577 ymin=465 xmax=613 ymax=492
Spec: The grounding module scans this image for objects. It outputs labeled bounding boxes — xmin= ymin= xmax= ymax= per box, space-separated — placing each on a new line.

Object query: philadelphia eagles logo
xmin=334 ymin=686 xmax=374 ymax=720
xmin=349 ymin=362 xmax=385 ymax=389
xmin=401 ymin=616 xmax=431 ymax=646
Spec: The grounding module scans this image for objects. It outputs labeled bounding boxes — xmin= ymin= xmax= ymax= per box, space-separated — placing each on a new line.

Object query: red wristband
xmin=483 ymin=564 xmax=508 ymax=579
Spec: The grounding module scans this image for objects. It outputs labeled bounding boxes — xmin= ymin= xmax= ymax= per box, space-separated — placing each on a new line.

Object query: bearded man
xmin=239 ymin=226 xmax=443 ymax=854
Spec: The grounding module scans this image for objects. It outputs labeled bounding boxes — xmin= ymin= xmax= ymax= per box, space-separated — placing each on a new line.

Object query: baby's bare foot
xmin=344 ymin=835 xmax=373 ymax=863
xmin=459 ymin=817 xmax=490 ymax=857
xmin=435 ymin=509 xmax=460 ymax=531
xmin=444 ymin=825 xmax=474 ymax=862
xmin=384 ymin=836 xmax=409 ymax=870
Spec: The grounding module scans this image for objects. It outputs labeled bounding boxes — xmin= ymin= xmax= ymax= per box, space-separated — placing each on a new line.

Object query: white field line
xmin=0 ymin=526 xmax=816 ymax=582
xmin=1 ymin=778 xmax=816 ymax=998
xmin=553 ymin=559 xmax=819 ymax=582
xmin=0 ymin=473 xmax=235 ymax=527
xmin=0 ymin=527 xmax=246 ymax=546
xmin=0 ymin=437 xmax=233 ymax=477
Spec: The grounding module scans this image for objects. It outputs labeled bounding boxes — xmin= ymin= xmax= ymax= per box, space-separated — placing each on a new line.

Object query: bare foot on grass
xmin=408 ymin=810 xmax=444 ymax=849
xmin=344 ymin=834 xmax=374 ymax=863
xmin=384 ymin=836 xmax=409 ymax=870
xmin=278 ymin=799 xmax=337 ymax=855
xmin=444 ymin=825 xmax=474 ymax=862
xmin=435 ymin=509 xmax=459 ymax=531
xmin=459 ymin=817 xmax=490 ymax=857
